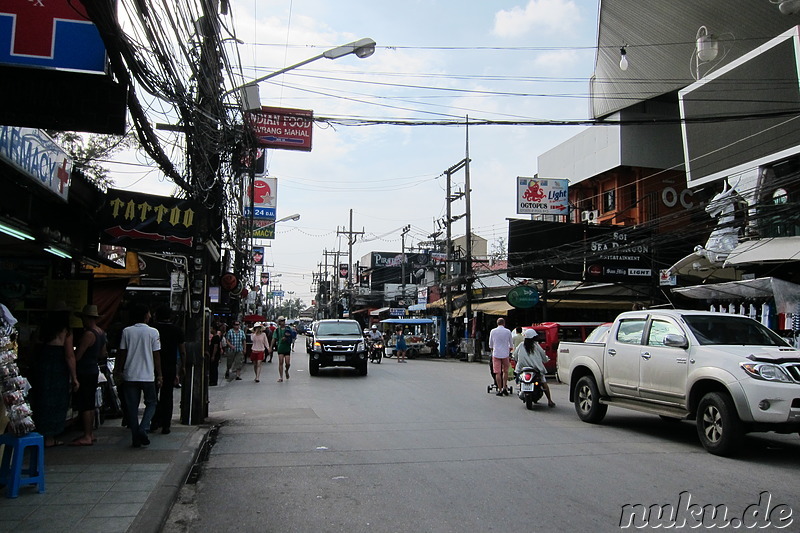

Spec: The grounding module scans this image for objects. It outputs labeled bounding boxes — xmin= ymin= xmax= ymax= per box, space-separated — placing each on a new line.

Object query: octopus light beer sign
xmin=517 ymin=176 xmax=569 ymax=215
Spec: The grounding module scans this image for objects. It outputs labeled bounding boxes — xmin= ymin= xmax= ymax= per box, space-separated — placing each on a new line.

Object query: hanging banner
xmin=517 ymin=176 xmax=569 ymax=215
xmin=245 ymin=106 xmax=313 ymax=152
xmin=100 ymin=190 xmax=199 ymax=252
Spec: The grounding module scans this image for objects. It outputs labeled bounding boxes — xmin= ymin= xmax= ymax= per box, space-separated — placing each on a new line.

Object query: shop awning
xmin=667 ymin=251 xmax=740 ymax=281
xmin=671 ymin=277 xmax=800 ymax=314
xmin=380 ymin=318 xmax=434 ymax=325
xmin=472 ymin=300 xmax=514 ymax=315
xmin=370 ymin=307 xmax=390 ymax=316
xmin=724 ymin=237 xmax=800 ymax=267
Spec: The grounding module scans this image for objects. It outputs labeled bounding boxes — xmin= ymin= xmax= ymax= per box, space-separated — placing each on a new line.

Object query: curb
xmin=128 ymin=426 xmax=210 ymax=533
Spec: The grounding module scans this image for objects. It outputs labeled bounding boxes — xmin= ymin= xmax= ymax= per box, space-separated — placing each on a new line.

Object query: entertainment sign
xmin=245 ymin=106 xmax=313 ymax=152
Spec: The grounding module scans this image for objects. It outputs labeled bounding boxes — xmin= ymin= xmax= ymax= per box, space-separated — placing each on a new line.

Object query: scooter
xmin=516 ymin=366 xmax=544 ymax=410
xmin=368 ymin=339 xmax=383 ymax=363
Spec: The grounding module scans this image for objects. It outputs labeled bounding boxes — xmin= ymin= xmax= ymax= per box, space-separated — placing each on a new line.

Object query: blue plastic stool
xmin=0 ymin=432 xmax=46 ymax=498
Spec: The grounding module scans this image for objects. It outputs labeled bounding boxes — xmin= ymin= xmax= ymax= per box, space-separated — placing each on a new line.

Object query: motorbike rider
xmin=367 ymin=324 xmax=383 ymax=343
xmin=512 ymin=329 xmax=555 ymax=407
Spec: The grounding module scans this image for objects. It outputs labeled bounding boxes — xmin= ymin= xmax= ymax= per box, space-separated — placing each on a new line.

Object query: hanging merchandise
xmin=0 ymin=304 xmax=35 ymax=436
xmin=710 ymin=305 xmax=717 ymax=313
xmin=793 ymin=305 xmax=800 ymax=332
xmin=749 ymin=304 xmax=757 ymax=321
xmin=728 ymin=303 xmax=736 ymax=314
xmin=739 ymin=304 xmax=746 ymax=316
xmin=761 ymin=302 xmax=771 ymax=328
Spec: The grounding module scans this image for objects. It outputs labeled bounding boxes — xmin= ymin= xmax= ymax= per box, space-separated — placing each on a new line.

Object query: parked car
xmin=558 ymin=309 xmax=800 ymax=456
xmin=308 ymin=319 xmax=368 ymax=376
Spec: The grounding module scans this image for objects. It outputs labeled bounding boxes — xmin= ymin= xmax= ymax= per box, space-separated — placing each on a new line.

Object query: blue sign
xmin=0 ymin=2 xmax=106 ymax=73
xmin=389 ymin=308 xmax=406 ymax=317
xmin=243 ymin=206 xmax=276 ymax=219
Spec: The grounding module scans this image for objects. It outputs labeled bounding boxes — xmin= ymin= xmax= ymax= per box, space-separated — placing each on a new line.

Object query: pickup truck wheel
xmin=574 ymin=376 xmax=607 ymax=423
xmin=309 ymin=360 xmax=319 ymax=376
xmin=696 ymin=392 xmax=743 ymax=456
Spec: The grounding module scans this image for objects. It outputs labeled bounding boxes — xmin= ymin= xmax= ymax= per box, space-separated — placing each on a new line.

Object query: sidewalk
xmin=0 ymin=418 xmax=208 ymax=533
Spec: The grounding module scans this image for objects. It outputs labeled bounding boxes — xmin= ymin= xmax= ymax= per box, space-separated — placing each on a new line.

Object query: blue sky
xmin=113 ymin=0 xmax=600 ymax=306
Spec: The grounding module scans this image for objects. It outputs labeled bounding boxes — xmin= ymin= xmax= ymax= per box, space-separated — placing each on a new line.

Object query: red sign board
xmin=245 ymin=106 xmax=313 ymax=152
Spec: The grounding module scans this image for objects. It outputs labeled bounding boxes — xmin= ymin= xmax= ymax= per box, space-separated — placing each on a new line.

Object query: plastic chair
xmin=0 ymin=432 xmax=46 ymax=498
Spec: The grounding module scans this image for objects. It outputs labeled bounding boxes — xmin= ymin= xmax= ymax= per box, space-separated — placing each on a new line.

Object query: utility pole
xmin=464 ymin=117 xmax=473 ymax=330
xmin=443 ymin=159 xmax=468 ymax=346
xmin=182 ymin=0 xmax=224 ymax=425
xmin=400 ymin=224 xmax=411 ymax=306
xmin=337 ymin=210 xmax=364 ymax=318
xmin=323 ymin=249 xmax=347 ymax=317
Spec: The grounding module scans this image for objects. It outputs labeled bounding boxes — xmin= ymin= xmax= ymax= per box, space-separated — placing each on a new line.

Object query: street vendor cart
xmin=379 ymin=318 xmax=438 ymax=358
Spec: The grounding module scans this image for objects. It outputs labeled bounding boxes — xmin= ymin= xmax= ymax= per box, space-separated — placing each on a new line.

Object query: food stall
xmin=379 ymin=318 xmax=438 ymax=358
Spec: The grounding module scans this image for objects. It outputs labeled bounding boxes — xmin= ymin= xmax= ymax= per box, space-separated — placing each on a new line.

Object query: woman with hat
xmin=71 ymin=304 xmax=107 ymax=445
xmin=249 ymin=323 xmax=270 ymax=383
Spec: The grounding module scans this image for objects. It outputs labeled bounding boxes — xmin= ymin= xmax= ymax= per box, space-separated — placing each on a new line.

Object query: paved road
xmin=164 ymin=350 xmax=800 ymax=532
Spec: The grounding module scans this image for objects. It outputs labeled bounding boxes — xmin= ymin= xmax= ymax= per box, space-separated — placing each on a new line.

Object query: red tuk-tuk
xmin=529 ymin=322 xmax=605 ymax=374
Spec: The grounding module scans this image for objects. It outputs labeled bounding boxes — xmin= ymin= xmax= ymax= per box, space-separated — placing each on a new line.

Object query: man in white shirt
xmin=117 ymin=304 xmax=162 ymax=448
xmin=488 ymin=317 xmax=513 ymax=396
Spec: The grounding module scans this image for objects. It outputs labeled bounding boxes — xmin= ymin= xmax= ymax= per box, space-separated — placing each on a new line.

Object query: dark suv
xmin=308 ymin=319 xmax=368 ymax=376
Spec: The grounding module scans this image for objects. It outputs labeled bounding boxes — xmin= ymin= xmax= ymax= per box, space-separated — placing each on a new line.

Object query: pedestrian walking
xmin=250 ymin=323 xmax=270 ymax=382
xmin=70 ymin=304 xmax=107 ymax=446
xmin=488 ymin=317 xmax=513 ymax=396
xmin=150 ymin=306 xmax=185 ymax=434
xmin=225 ymin=320 xmax=246 ymax=381
xmin=271 ymin=317 xmax=293 ymax=382
xmin=209 ymin=325 xmax=222 ymax=386
xmin=116 ymin=304 xmax=161 ymax=448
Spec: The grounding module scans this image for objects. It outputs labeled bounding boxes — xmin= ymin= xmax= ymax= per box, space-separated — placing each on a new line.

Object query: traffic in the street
xmin=164 ymin=347 xmax=800 ymax=532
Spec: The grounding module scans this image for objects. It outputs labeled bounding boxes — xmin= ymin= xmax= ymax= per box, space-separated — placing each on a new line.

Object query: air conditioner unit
xmin=581 ymin=210 xmax=599 ymax=223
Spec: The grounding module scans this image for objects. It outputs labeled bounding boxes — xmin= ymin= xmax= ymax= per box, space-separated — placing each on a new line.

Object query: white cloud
xmin=532 ymin=49 xmax=581 ymax=72
xmin=492 ymin=0 xmax=582 ymax=38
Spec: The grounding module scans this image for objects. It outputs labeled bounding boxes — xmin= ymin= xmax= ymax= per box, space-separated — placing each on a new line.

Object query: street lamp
xmin=225 ymin=38 xmax=377 ymax=110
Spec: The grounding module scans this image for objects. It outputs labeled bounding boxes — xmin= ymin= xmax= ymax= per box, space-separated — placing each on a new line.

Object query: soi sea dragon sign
xmin=517 ymin=177 xmax=569 ymax=215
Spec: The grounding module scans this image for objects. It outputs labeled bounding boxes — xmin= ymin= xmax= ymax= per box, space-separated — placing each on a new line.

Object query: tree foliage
xmin=490 ymin=237 xmax=508 ymax=261
xmin=46 ymin=131 xmax=138 ymax=190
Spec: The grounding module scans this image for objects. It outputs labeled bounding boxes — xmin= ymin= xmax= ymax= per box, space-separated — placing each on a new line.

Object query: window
xmin=603 ymin=188 xmax=616 ymax=212
xmin=616 ymin=319 xmax=645 ymax=345
xmin=647 ymin=320 xmax=683 ymax=347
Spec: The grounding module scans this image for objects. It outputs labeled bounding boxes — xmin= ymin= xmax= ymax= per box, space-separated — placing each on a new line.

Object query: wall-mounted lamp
xmin=619 ymin=46 xmax=629 ymax=71
xmin=44 ymin=246 xmax=72 ymax=259
xmin=778 ymin=0 xmax=800 ymax=15
xmin=0 ymin=221 xmax=34 ymax=241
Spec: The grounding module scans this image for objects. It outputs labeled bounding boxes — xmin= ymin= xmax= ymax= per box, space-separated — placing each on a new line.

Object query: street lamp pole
xmin=224 ymin=38 xmax=377 ymax=109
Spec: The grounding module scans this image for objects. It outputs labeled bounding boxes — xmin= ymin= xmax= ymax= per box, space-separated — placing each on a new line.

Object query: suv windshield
xmin=317 ymin=321 xmax=362 ymax=336
xmin=683 ymin=315 xmax=788 ymax=346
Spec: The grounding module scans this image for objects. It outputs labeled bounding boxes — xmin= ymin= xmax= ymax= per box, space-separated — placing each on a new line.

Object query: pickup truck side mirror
xmin=663 ymin=334 xmax=689 ymax=348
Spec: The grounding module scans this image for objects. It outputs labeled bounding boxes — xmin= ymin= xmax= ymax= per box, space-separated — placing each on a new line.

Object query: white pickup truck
xmin=557 ymin=309 xmax=800 ymax=456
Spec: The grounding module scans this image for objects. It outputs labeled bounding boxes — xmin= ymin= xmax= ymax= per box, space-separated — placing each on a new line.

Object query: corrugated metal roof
xmin=593 ymin=0 xmax=799 ymax=118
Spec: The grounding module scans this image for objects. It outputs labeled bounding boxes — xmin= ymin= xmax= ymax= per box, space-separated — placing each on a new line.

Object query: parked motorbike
xmin=368 ymin=339 xmax=383 ymax=363
xmin=516 ymin=366 xmax=544 ymax=410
